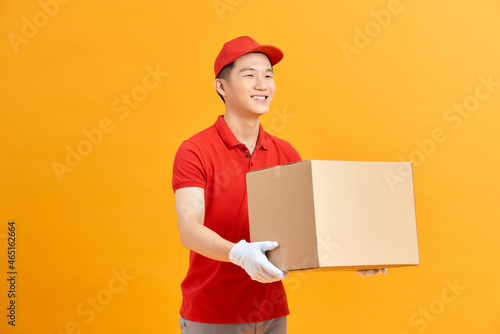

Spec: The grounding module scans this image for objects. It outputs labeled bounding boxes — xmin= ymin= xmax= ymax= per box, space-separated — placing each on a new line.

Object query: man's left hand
xmin=356 ymin=268 xmax=387 ymax=277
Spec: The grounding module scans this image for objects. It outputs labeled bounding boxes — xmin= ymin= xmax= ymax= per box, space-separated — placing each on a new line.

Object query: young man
xmin=172 ymin=36 xmax=384 ymax=334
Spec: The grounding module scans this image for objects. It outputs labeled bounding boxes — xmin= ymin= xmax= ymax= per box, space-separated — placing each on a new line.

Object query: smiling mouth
xmin=251 ymin=96 xmax=267 ymax=100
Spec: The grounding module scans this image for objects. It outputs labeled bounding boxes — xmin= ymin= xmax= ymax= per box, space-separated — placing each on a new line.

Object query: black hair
xmin=215 ymin=62 xmax=235 ymax=103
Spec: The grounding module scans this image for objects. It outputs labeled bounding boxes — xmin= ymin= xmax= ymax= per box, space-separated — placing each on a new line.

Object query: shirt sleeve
xmin=172 ymin=140 xmax=207 ymax=192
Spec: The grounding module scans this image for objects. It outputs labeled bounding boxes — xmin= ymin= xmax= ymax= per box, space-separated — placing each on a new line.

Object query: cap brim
xmin=245 ymin=45 xmax=284 ymax=66
xmin=214 ymin=42 xmax=284 ymax=78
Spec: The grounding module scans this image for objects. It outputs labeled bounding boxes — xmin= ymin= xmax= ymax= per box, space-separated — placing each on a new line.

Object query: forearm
xmin=179 ymin=221 xmax=235 ymax=262
xmin=175 ymin=187 xmax=235 ymax=262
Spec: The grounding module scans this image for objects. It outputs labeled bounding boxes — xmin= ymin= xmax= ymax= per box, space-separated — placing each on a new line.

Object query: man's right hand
xmin=229 ymin=240 xmax=288 ymax=284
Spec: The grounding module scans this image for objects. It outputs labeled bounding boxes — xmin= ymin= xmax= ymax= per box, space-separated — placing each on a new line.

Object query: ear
xmin=214 ymin=79 xmax=227 ymax=98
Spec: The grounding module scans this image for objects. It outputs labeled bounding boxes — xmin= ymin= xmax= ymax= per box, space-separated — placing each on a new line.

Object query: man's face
xmin=221 ymin=52 xmax=276 ymax=117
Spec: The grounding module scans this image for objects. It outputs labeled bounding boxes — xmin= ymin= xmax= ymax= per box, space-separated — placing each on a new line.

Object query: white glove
xmin=229 ymin=240 xmax=288 ymax=283
xmin=356 ymin=268 xmax=387 ymax=277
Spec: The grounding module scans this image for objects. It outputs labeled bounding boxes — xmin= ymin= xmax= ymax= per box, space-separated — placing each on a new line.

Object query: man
xmin=172 ymin=36 xmax=384 ymax=334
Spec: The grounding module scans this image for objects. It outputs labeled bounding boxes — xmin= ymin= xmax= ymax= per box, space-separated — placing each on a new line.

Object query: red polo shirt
xmin=172 ymin=115 xmax=301 ymax=323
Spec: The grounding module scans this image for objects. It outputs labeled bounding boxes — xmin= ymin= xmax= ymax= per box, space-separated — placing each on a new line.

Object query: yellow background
xmin=1 ymin=0 xmax=499 ymax=333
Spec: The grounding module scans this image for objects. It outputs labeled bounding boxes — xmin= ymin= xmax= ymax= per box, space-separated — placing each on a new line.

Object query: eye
xmin=245 ymin=74 xmax=254 ymax=77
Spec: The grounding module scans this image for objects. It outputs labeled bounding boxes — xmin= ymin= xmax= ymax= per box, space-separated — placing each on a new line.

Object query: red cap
xmin=214 ymin=36 xmax=284 ymax=78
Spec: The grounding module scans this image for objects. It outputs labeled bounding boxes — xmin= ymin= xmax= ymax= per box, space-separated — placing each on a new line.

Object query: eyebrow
xmin=238 ymin=67 xmax=274 ymax=74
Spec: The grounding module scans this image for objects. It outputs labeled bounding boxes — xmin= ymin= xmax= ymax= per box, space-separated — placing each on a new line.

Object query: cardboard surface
xmin=247 ymin=160 xmax=419 ymax=271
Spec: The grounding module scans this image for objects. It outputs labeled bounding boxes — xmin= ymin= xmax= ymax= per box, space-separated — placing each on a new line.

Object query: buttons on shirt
xmin=246 ymin=154 xmax=250 ymax=158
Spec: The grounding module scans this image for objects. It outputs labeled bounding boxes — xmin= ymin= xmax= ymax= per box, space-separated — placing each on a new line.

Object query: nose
xmin=254 ymin=75 xmax=267 ymax=91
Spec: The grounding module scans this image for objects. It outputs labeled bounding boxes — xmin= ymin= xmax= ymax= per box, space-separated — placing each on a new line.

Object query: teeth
xmin=252 ymin=96 xmax=266 ymax=100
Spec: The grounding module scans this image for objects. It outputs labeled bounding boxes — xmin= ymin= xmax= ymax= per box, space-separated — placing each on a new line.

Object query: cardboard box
xmin=247 ymin=160 xmax=419 ymax=271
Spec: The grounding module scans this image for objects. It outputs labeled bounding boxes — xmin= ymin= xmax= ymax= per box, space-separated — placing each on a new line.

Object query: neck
xmin=223 ymin=112 xmax=260 ymax=153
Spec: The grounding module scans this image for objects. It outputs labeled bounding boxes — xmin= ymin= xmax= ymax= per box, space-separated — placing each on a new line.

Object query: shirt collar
xmin=214 ymin=115 xmax=269 ymax=151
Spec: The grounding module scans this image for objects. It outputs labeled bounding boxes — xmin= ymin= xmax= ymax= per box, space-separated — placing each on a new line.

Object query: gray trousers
xmin=179 ymin=316 xmax=287 ymax=334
